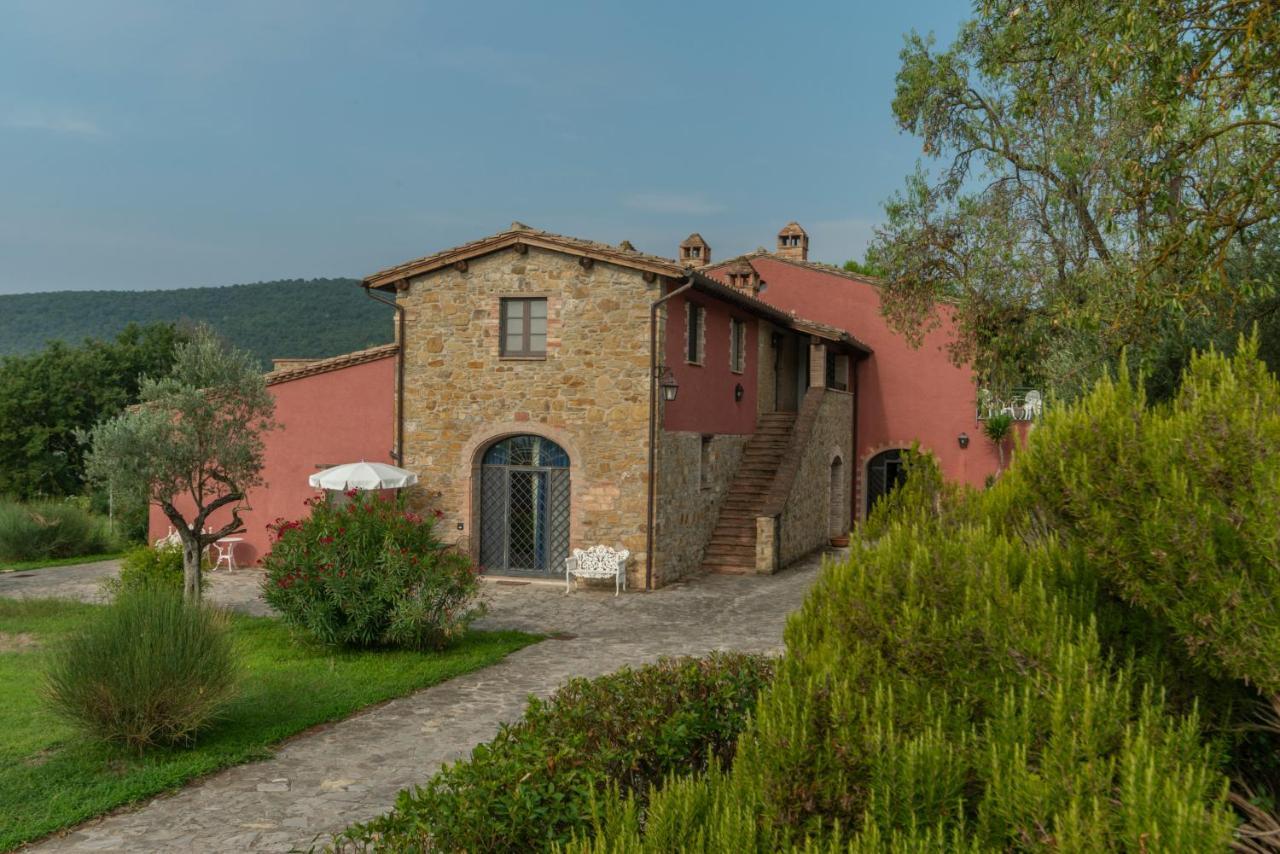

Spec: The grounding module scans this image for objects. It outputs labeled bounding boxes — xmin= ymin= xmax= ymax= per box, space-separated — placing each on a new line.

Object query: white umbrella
xmin=309 ymin=461 xmax=419 ymax=491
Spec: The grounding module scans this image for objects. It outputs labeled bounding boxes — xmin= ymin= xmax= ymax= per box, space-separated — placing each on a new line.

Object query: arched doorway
xmin=865 ymin=449 xmax=907 ymax=516
xmin=478 ymin=435 xmax=571 ymax=575
xmin=829 ymin=457 xmax=845 ymax=538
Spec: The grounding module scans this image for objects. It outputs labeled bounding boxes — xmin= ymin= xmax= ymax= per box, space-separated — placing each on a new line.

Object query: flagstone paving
xmin=2 ymin=552 xmax=839 ymax=852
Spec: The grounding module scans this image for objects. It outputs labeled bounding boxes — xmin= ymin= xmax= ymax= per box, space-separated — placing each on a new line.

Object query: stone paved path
xmin=2 ymin=553 xmax=838 ymax=852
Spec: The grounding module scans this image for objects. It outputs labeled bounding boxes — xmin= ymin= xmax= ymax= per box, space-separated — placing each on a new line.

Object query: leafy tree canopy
xmin=0 ymin=323 xmax=187 ymax=499
xmin=869 ymin=0 xmax=1280 ymax=396
xmin=841 ymin=256 xmax=886 ymax=278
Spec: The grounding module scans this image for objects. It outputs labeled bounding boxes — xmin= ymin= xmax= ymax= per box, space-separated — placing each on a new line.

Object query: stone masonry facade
xmin=776 ymin=387 xmax=853 ymax=565
xmin=654 ymin=430 xmax=750 ymax=584
xmin=398 ymin=245 xmax=660 ymax=587
xmin=753 ymin=383 xmax=853 ymax=572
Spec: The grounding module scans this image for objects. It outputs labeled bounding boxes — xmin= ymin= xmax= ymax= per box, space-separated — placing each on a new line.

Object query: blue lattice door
xmin=478 ymin=436 xmax=571 ymax=575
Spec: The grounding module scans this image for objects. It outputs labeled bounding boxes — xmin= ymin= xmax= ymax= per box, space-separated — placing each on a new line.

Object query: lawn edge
xmin=2 ymin=628 xmax=542 ymax=852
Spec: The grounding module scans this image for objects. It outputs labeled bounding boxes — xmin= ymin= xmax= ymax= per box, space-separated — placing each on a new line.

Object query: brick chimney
xmin=678 ymin=233 xmax=711 ymax=268
xmin=723 ymin=260 xmax=761 ymax=295
xmin=776 ymin=222 xmax=809 ymax=261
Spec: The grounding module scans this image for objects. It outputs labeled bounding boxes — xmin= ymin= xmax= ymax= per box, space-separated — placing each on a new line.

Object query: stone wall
xmin=397 ymin=245 xmax=661 ymax=587
xmin=654 ymin=430 xmax=750 ymax=584
xmin=765 ymin=387 xmax=853 ymax=567
xmin=756 ymin=320 xmax=779 ymax=416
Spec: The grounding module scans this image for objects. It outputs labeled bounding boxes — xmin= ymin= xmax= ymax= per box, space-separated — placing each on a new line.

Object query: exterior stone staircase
xmin=701 ymin=412 xmax=796 ymax=574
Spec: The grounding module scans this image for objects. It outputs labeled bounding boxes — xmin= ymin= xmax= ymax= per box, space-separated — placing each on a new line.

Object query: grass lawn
xmin=0 ymin=597 xmax=539 ymax=851
xmin=0 ymin=552 xmax=125 ymax=573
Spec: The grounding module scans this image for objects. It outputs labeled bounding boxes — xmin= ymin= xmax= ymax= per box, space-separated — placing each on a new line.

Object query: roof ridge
xmin=706 ymin=251 xmax=883 ymax=287
xmin=364 ymin=224 xmax=687 ymax=287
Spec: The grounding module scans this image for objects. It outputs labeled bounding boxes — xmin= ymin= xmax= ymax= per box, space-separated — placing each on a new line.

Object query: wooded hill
xmin=0 ymin=279 xmax=394 ymax=368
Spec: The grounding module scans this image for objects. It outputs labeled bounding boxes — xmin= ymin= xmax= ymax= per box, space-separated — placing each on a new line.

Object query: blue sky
xmin=0 ymin=1 xmax=965 ymax=295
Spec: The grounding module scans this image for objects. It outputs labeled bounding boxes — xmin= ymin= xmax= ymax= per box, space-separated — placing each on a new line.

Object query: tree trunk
xmin=182 ymin=536 xmax=202 ymax=602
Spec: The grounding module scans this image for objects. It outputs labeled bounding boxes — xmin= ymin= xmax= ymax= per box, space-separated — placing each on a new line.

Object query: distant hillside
xmin=0 ymin=278 xmax=394 ymax=368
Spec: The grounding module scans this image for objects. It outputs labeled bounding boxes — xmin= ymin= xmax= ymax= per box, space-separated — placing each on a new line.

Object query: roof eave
xmin=364 ymin=232 xmax=686 ymax=290
xmin=686 ymin=272 xmax=872 ymax=356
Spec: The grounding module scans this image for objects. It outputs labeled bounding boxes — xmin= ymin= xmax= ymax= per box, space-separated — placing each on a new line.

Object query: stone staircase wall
xmin=699 ymin=412 xmax=799 ymax=574
xmin=763 ymin=388 xmax=854 ymax=568
xmin=652 ymin=431 xmax=750 ymax=585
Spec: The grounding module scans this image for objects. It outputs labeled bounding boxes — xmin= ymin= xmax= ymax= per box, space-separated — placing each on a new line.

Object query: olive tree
xmin=83 ymin=326 xmax=276 ymax=600
xmin=870 ymin=0 xmax=1280 ymax=397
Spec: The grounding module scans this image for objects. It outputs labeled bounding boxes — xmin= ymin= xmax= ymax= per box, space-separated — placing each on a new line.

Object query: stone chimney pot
xmin=776 ymin=222 xmax=809 ymax=261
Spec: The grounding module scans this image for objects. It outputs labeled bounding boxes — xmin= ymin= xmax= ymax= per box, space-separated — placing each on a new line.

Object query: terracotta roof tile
xmin=364 ymin=225 xmax=686 ymax=288
xmin=265 ymin=343 xmax=398 ymax=386
xmin=688 ymin=272 xmax=871 ymax=355
xmin=706 ymin=250 xmax=882 ymax=287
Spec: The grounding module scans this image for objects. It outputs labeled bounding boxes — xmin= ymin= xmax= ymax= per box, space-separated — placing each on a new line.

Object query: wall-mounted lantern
xmin=958 ymin=432 xmax=970 ymax=449
xmin=734 ymin=383 xmax=745 ymax=402
xmin=659 ymin=368 xmax=679 ymax=402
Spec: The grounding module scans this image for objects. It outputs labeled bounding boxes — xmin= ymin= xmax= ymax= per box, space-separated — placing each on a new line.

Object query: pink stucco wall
xmin=147 ymin=355 xmax=396 ymax=566
xmin=661 ymin=288 xmax=759 ymax=435
xmin=720 ymin=257 xmax=1008 ymax=514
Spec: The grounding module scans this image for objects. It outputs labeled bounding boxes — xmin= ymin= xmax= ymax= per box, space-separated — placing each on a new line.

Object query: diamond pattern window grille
xmin=479 ymin=435 xmax=570 ymax=575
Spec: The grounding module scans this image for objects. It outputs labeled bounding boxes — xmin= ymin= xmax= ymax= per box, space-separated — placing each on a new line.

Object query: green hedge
xmin=0 ymin=498 xmax=118 ymax=563
xmin=336 ymin=653 xmax=772 ymax=852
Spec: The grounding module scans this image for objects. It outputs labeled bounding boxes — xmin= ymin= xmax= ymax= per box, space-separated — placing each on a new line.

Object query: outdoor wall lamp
xmin=659 ymin=367 xmax=679 ymax=402
xmin=958 ymin=432 xmax=970 ymax=449
xmin=734 ymin=383 xmax=745 ymax=402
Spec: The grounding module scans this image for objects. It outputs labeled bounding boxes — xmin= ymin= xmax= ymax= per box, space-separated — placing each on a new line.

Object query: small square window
xmin=500 ymin=297 xmax=548 ymax=357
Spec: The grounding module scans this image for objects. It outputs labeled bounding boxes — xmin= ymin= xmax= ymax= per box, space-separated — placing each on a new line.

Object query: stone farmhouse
xmin=151 ymin=222 xmax=1019 ymax=588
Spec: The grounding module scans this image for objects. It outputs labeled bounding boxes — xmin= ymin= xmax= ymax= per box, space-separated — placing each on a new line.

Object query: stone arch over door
xmin=475 ymin=434 xmax=571 ymax=575
xmin=828 ymin=454 xmax=845 ymax=538
xmin=461 ymin=423 xmax=584 ymax=574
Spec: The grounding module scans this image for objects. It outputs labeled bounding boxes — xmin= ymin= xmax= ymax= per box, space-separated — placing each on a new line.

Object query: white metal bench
xmin=565 ymin=545 xmax=630 ymax=595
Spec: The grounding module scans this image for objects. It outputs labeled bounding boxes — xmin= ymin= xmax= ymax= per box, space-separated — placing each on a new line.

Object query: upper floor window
xmin=501 ymin=297 xmax=547 ymax=357
xmin=730 ymin=317 xmax=746 ymax=373
xmin=686 ymin=303 xmax=704 ymax=364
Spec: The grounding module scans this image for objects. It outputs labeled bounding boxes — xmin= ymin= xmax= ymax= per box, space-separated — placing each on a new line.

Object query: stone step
xmin=703 ymin=552 xmax=755 ymax=567
xmin=704 ymin=563 xmax=755 ymax=575
xmin=706 ymin=545 xmax=752 ymax=558
xmin=709 ymin=536 xmax=756 ymax=550
xmin=702 ymin=555 xmax=756 ymax=573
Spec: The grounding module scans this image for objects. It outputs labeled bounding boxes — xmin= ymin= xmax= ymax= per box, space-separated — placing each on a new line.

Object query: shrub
xmin=261 ymin=490 xmax=482 ymax=650
xmin=105 ymin=543 xmax=207 ymax=596
xmin=0 ymin=498 xmax=116 ymax=562
xmin=336 ymin=653 xmax=773 ymax=852
xmin=1011 ymin=338 xmax=1280 ymax=694
xmin=44 ymin=585 xmax=237 ymax=752
xmin=575 ymin=340 xmax=1280 ymax=850
xmin=572 ymin=523 xmax=1234 ymax=851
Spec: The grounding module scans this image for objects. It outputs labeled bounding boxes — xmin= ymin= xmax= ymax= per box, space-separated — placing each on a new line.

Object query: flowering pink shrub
xmin=260 ymin=491 xmax=483 ymax=650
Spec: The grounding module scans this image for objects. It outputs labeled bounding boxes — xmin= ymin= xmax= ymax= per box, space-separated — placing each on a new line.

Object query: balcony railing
xmin=977 ymin=388 xmax=1044 ymax=421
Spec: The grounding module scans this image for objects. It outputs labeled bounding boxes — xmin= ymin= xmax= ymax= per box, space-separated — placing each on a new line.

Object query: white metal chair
xmin=565 ymin=546 xmax=630 ymax=595
xmin=1023 ymin=389 xmax=1043 ymax=419
xmin=211 ymin=538 xmax=243 ymax=572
